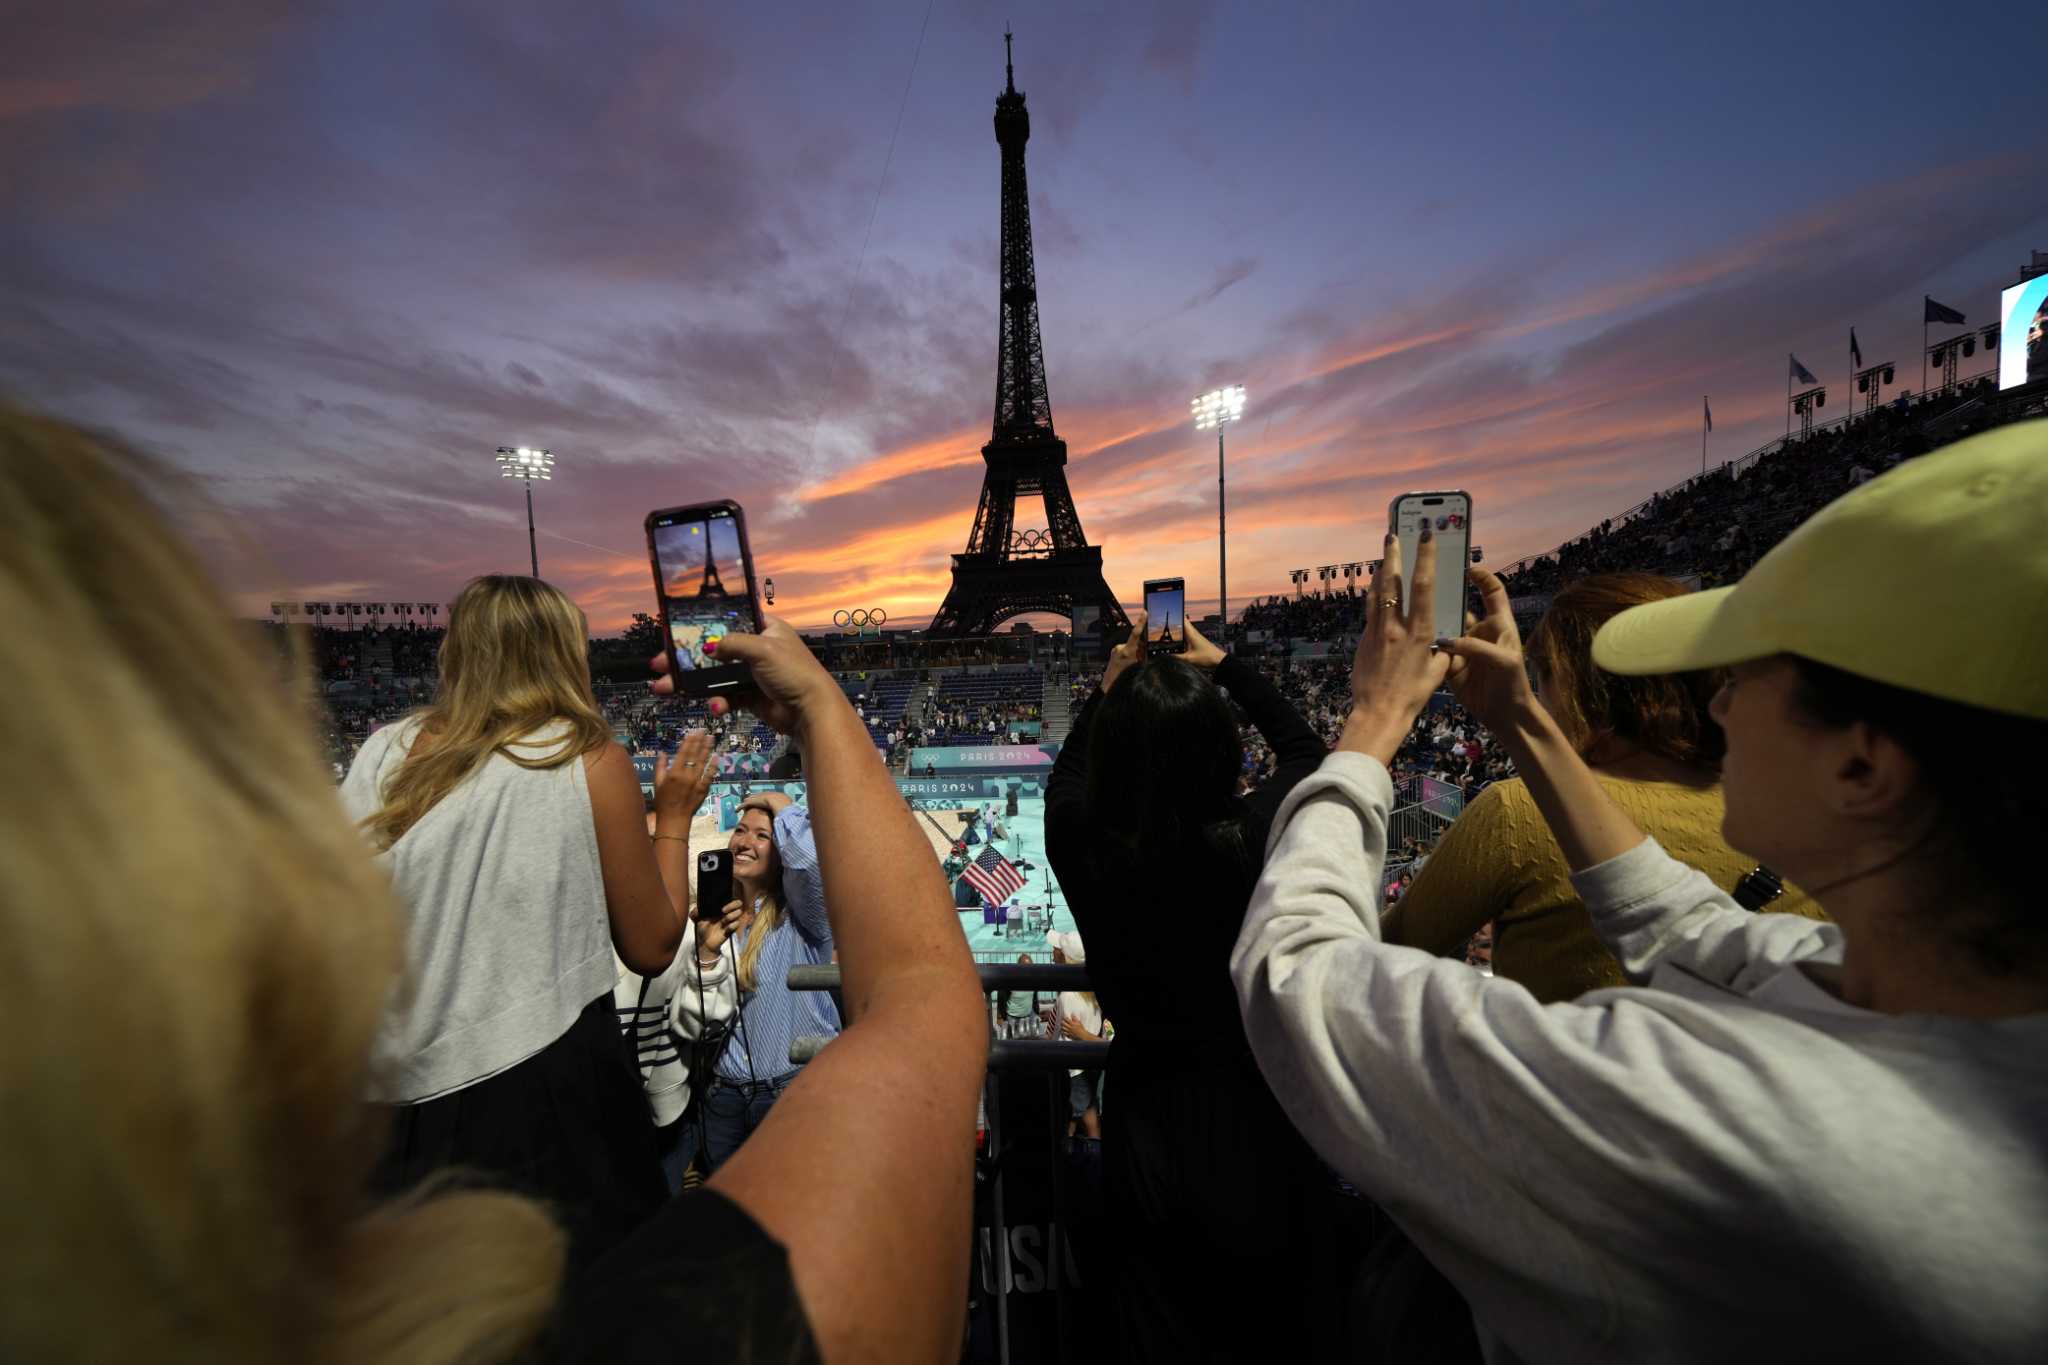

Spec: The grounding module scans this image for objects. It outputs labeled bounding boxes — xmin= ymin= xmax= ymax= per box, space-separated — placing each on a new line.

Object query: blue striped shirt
xmin=714 ymin=806 xmax=842 ymax=1084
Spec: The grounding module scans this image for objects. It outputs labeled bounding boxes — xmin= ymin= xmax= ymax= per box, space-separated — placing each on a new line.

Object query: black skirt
xmin=371 ymin=993 xmax=666 ymax=1273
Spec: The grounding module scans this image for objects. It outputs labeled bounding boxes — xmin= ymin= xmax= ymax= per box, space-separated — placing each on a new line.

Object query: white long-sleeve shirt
xmin=614 ymin=918 xmax=739 ymax=1128
xmin=1230 ymin=751 xmax=2048 ymax=1364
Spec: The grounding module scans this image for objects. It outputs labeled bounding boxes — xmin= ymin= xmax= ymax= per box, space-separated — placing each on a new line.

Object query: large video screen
xmin=2000 ymin=276 xmax=2048 ymax=391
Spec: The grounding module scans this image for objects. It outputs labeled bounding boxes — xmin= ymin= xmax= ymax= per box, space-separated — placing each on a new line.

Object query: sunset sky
xmin=5 ymin=0 xmax=2045 ymax=632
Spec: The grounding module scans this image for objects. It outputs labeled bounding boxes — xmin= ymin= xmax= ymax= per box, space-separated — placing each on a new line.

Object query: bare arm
xmin=680 ymin=625 xmax=989 ymax=1363
xmin=1435 ymin=567 xmax=1645 ymax=872
xmin=585 ymin=732 xmax=713 ymax=976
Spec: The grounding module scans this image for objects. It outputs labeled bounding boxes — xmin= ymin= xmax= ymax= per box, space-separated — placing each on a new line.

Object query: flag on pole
xmin=1790 ymin=354 xmax=1818 ymax=385
xmin=1924 ymin=295 xmax=1966 ymax=326
xmin=1703 ymin=396 xmax=1712 ymax=432
xmin=962 ymin=845 xmax=1025 ymax=906
xmin=1850 ymin=328 xmax=1863 ymax=369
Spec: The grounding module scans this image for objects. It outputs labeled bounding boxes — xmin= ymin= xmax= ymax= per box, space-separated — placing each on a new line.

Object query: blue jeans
xmin=700 ymin=1073 xmax=796 ymax=1173
xmin=654 ymin=1110 xmax=702 ymax=1195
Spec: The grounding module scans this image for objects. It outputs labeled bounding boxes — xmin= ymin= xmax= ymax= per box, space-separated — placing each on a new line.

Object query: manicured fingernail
xmin=1420 ymin=525 xmax=1433 ymax=541
xmin=708 ymin=698 xmax=728 ymax=715
xmin=1434 ymin=637 xmax=1452 ymax=649
xmin=703 ymin=638 xmax=717 ymax=654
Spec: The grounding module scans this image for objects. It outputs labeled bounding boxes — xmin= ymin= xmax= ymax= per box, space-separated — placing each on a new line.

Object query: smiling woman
xmin=694 ymin=790 xmax=847 ymax=1173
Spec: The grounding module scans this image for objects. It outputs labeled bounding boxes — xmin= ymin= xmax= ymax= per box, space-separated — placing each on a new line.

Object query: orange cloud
xmin=796 ymin=426 xmax=983 ymax=503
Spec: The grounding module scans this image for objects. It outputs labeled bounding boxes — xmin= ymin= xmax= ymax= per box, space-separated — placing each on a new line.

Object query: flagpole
xmin=1922 ymin=299 xmax=1928 ymax=395
xmin=1701 ymin=396 xmax=1708 ymax=475
xmin=1786 ymin=358 xmax=1791 ymax=440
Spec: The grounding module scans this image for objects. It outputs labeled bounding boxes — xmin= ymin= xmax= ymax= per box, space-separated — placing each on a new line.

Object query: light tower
xmin=494 ymin=445 xmax=554 ymax=577
xmin=1192 ymin=384 xmax=1247 ymax=632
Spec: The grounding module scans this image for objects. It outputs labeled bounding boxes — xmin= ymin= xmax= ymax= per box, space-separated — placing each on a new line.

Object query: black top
xmin=544 ymin=1188 xmax=821 ymax=1364
xmin=1046 ymin=654 xmax=1326 ymax=1062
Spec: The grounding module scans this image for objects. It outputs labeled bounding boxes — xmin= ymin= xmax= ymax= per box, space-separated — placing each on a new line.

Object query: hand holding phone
xmin=693 ymin=616 xmax=839 ymax=733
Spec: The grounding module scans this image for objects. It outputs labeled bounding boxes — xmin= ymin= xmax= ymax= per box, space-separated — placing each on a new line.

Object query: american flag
xmin=962 ymin=846 xmax=1025 ymax=906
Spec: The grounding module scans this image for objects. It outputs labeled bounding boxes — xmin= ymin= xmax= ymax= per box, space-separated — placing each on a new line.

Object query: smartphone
xmin=1141 ymin=577 xmax=1187 ymax=654
xmin=696 ymin=848 xmax=734 ymax=922
xmin=1387 ymin=491 xmax=1474 ymax=642
xmin=646 ymin=501 xmax=761 ymax=698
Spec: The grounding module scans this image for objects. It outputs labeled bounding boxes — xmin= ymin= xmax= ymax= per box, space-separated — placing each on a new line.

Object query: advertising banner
xmin=909 ymin=743 xmax=1059 ymax=774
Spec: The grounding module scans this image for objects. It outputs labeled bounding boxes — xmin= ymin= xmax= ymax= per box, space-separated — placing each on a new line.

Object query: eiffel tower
xmin=925 ymin=33 xmax=1129 ymax=639
xmin=698 ymin=547 xmax=725 ymax=597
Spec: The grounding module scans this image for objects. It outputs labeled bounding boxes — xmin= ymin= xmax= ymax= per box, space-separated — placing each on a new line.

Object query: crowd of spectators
xmin=15 ymin=377 xmax=2048 ymax=1365
xmin=903 ymin=670 xmax=1043 ymax=746
xmin=1499 ymin=381 xmax=2007 ymax=600
xmin=1234 ymin=592 xmax=1366 ymax=648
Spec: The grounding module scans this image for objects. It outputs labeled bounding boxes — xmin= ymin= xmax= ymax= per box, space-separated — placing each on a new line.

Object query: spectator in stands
xmin=1048 ymin=931 xmax=1107 ymax=1139
xmin=696 ymin=790 xmax=842 ymax=1171
xmin=1235 ymin=433 xmax=2048 ymax=1362
xmin=1 ymin=412 xmax=988 ymax=1364
xmin=1383 ymin=572 xmax=1826 ymax=1001
xmin=342 ymin=573 xmax=699 ymax=1268
xmin=1000 ymin=953 xmax=1038 ymax=1038
xmin=614 ymin=738 xmax=745 ymax=1193
xmin=1049 ymin=610 xmax=1358 ymax=1363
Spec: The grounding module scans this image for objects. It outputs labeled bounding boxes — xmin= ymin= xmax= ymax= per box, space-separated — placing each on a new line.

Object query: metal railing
xmin=786 ymin=961 xmax=1104 ymax=1364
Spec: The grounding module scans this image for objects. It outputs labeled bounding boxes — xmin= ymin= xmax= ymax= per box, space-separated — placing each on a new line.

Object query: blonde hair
xmin=0 ymin=410 xmax=563 ymax=1364
xmin=732 ymin=796 xmax=787 ymax=994
xmin=365 ymin=575 xmax=609 ymax=850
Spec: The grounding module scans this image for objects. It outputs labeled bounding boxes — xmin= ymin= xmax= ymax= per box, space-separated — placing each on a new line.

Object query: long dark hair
xmin=1788 ymin=656 xmax=2047 ymax=974
xmin=1085 ymin=657 xmax=1252 ymax=879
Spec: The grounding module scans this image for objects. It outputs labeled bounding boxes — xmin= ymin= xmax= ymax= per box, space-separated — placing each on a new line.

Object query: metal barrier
xmin=786 ymin=961 xmax=1105 ymax=1364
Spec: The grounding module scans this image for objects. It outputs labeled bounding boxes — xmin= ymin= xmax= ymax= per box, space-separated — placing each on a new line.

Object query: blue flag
xmin=1850 ymin=328 xmax=1863 ymax=369
xmin=1703 ymin=396 xmax=1712 ymax=432
xmin=1790 ymin=354 xmax=1818 ymax=386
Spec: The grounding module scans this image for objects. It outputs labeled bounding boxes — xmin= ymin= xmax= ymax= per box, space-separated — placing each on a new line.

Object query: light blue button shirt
xmin=714 ymin=806 xmax=842 ymax=1083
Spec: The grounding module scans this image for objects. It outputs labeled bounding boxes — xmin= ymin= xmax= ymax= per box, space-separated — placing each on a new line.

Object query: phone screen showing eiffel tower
xmin=1142 ymin=580 xmax=1185 ymax=654
xmin=652 ymin=509 xmax=754 ymax=673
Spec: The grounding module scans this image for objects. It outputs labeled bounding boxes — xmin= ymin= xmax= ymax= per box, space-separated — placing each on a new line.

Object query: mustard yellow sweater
xmin=1383 ymin=776 xmax=1828 ymax=1003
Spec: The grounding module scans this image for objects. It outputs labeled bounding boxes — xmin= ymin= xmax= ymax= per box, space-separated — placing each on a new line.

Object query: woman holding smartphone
xmin=693 ymin=789 xmax=844 ymax=1172
xmin=1234 ymin=431 xmax=2048 ymax=1361
xmin=1046 ymin=611 xmax=1362 ymax=1363
xmin=0 ymin=409 xmax=992 ymax=1365
xmin=342 ymin=575 xmax=711 ymax=1270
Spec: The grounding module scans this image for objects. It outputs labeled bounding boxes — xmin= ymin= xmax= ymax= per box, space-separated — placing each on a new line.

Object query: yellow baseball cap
xmin=1591 ymin=418 xmax=2048 ymax=720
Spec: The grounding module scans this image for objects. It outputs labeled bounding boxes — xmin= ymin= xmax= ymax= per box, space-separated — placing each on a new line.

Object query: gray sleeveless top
xmin=341 ymin=717 xmax=617 ymax=1103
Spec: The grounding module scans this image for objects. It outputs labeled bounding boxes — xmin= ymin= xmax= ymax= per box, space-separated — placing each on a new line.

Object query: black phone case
xmin=696 ymin=850 xmax=734 ymax=919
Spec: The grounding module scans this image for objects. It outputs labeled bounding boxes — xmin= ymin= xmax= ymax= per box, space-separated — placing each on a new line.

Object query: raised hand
xmin=1102 ymin=609 xmax=1149 ymax=694
xmin=649 ymin=616 xmax=839 ymax=734
xmin=1436 ymin=565 xmax=1538 ymax=733
xmin=653 ymin=729 xmax=715 ymax=817
xmin=1179 ymin=619 xmax=1227 ymax=671
xmin=1341 ymin=529 xmax=1452 ymax=764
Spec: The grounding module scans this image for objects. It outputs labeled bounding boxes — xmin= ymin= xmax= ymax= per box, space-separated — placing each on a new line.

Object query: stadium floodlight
xmin=494 ymin=446 xmax=555 ymax=577
xmin=1191 ymin=385 xmax=1247 ymax=430
xmin=1190 ymin=385 xmax=1247 ymax=633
